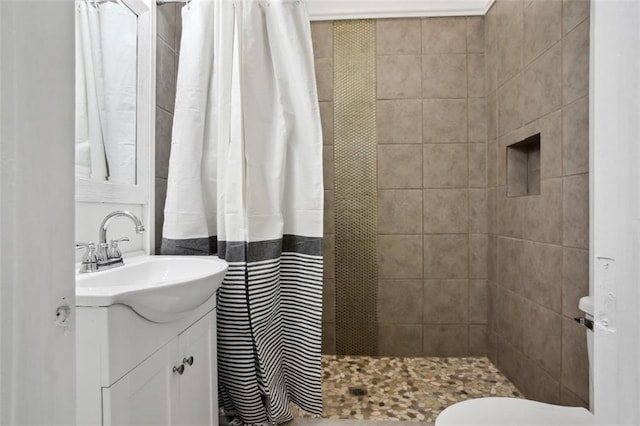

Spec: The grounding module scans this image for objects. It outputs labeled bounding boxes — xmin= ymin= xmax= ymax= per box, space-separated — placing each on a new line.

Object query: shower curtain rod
xmin=157 ymin=0 xmax=188 ymax=4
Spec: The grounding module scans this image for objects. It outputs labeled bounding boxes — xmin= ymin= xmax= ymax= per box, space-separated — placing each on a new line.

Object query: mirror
xmin=75 ymin=0 xmax=150 ymax=204
xmin=75 ymin=0 xmax=138 ymax=185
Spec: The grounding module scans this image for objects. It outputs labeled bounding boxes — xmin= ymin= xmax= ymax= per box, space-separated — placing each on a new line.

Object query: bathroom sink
xmin=76 ymin=255 xmax=228 ymax=323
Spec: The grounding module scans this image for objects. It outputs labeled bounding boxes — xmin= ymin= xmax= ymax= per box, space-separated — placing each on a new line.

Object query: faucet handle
xmin=107 ymin=237 xmax=130 ymax=259
xmin=76 ymin=242 xmax=98 ymax=273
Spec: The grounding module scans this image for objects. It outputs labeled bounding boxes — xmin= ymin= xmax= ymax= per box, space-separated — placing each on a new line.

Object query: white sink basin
xmin=76 ymin=255 xmax=228 ymax=323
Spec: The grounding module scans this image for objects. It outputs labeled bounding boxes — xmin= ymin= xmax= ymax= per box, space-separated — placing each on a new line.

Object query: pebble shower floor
xmin=292 ymin=355 xmax=522 ymax=423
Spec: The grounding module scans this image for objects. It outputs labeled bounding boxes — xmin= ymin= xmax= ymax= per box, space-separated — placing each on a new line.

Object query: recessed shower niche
xmin=507 ymin=133 xmax=541 ymax=197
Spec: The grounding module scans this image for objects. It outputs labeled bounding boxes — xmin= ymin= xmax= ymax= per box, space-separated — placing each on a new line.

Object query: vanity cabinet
xmin=77 ymin=297 xmax=219 ymax=426
xmin=102 ymin=312 xmax=217 ymax=425
xmin=103 ymin=337 xmax=178 ymax=425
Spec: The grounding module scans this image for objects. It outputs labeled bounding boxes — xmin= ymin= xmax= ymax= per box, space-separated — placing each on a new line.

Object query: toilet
xmin=436 ymin=297 xmax=595 ymax=425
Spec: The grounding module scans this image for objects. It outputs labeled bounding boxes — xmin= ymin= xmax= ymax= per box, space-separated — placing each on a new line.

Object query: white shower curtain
xmin=98 ymin=2 xmax=137 ymax=184
xmin=75 ymin=1 xmax=137 ymax=183
xmin=75 ymin=1 xmax=108 ymax=180
xmin=161 ymin=0 xmax=324 ymax=423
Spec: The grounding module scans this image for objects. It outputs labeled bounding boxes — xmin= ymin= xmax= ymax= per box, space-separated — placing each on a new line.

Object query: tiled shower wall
xmin=314 ymin=17 xmax=489 ymax=357
xmin=155 ymin=4 xmax=182 ymax=252
xmin=485 ymin=0 xmax=590 ymax=407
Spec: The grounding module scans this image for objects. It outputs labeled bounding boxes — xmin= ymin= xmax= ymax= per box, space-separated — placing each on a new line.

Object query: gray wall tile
xmin=378 ymin=235 xmax=423 ymax=279
xmin=311 ymin=22 xmax=334 ymax=58
xmin=522 ymin=358 xmax=561 ymax=404
xmin=469 ymin=325 xmax=488 ymax=356
xmin=377 ymin=100 xmax=422 ymax=143
xmin=521 ymin=241 xmax=563 ymax=312
xmin=423 ymin=325 xmax=469 ymax=356
xmin=378 ymin=144 xmax=423 ymax=189
xmin=423 ymin=189 xmax=469 ymax=234
xmin=498 ymin=74 xmax=523 ymax=136
xmin=324 ymin=235 xmax=335 ymax=279
xmin=378 ymin=190 xmax=423 ymax=234
xmin=155 ymin=108 xmax=173 ymax=180
xmin=560 ymin=385 xmax=589 ymax=408
xmin=486 ymin=91 xmax=498 ymax=141
xmin=485 ymin=6 xmax=499 ymax=93
xmin=379 ymin=324 xmax=423 ymax=356
xmin=315 ymin=57 xmax=333 ymax=101
xmin=377 ymin=55 xmax=422 ymax=99
xmin=498 ymin=191 xmax=525 ymax=238
xmin=157 ymin=4 xmax=177 ymax=50
xmin=523 ymin=178 xmax=563 ymax=245
xmin=469 ymin=280 xmax=488 ymax=323
xmin=562 ymin=0 xmax=590 ymax=35
xmin=154 ymin=178 xmax=167 ymax=253
xmin=562 ymin=247 xmax=589 ymax=318
xmin=467 ymin=16 xmax=486 ymax=53
xmin=319 ymin=102 xmax=334 ymax=145
xmin=469 ymin=99 xmax=487 ymax=143
xmin=522 ymin=42 xmax=562 ymax=123
xmin=469 ymin=143 xmax=487 ymax=187
xmin=323 ymin=145 xmax=334 ymax=190
xmin=377 ymin=18 xmax=421 ymax=55
xmin=323 ymin=278 xmax=336 ymax=322
xmin=378 ymin=280 xmax=424 ymax=323
xmin=469 ymin=189 xmax=489 ymax=233
xmin=424 ymin=234 xmax=469 ymax=279
xmin=422 ymin=54 xmax=468 ymax=98
xmin=497 ymin=336 xmax=526 ymax=390
xmin=497 ymin=0 xmax=524 ymax=84
xmin=562 ymin=19 xmax=590 ymax=105
xmin=423 ymin=99 xmax=468 ymax=143
xmin=468 ymin=53 xmax=486 ymax=98
xmin=469 ymin=234 xmax=488 ymax=279
xmin=156 ymin=37 xmax=176 ymax=113
xmin=563 ymin=173 xmax=589 ymax=248
xmin=322 ymin=322 xmax=336 ymax=354
xmin=562 ymin=96 xmax=589 ymax=175
xmin=422 ymin=17 xmax=467 ymax=54
xmin=561 ymin=317 xmax=590 ymax=402
xmin=324 ymin=190 xmax=335 ymax=234
xmin=523 ymin=0 xmax=562 ymax=65
xmin=424 ymin=279 xmax=469 ymax=324
xmin=423 ymin=144 xmax=468 ymax=188
xmin=523 ymin=301 xmax=562 ymax=379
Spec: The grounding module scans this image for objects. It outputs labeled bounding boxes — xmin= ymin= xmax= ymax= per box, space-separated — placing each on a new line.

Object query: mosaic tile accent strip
xmin=292 ymin=356 xmax=522 ymax=423
xmin=333 ymin=20 xmax=379 ymax=355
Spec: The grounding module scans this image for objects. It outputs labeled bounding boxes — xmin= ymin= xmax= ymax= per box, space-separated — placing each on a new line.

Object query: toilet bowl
xmin=436 ymin=296 xmax=595 ymax=425
xmin=435 ymin=397 xmax=593 ymax=425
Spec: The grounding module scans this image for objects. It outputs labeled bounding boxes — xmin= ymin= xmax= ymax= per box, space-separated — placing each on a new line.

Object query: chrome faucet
xmin=76 ymin=210 xmax=145 ymax=273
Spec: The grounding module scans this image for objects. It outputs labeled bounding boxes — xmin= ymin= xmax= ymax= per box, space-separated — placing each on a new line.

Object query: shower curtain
xmin=75 ymin=1 xmax=137 ymax=183
xmin=161 ymin=0 xmax=324 ymax=423
xmin=75 ymin=1 xmax=108 ymax=180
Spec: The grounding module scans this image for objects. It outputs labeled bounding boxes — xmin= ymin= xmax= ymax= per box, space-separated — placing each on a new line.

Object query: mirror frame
xmin=75 ymin=0 xmax=152 ymax=204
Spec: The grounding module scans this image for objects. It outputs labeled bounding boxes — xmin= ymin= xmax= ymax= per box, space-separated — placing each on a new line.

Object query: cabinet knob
xmin=173 ymin=364 xmax=185 ymax=375
xmin=183 ymin=356 xmax=194 ymax=366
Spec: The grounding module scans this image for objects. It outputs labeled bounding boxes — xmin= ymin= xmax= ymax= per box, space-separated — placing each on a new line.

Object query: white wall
xmin=591 ymin=1 xmax=640 ymax=424
xmin=0 ymin=1 xmax=76 ymax=424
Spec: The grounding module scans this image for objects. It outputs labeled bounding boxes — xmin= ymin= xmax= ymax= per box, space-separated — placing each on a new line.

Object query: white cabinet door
xmin=102 ymin=338 xmax=180 ymax=426
xmin=175 ymin=312 xmax=217 ymax=426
